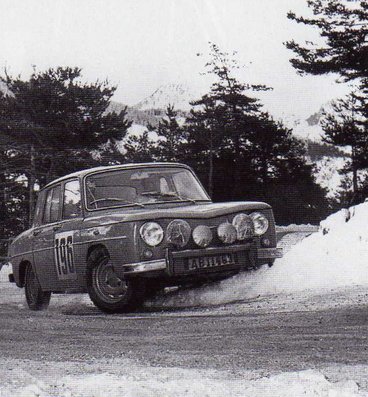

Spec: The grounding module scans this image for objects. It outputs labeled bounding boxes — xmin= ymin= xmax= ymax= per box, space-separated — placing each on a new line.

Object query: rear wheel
xmin=86 ymin=248 xmax=146 ymax=313
xmin=24 ymin=264 xmax=51 ymax=311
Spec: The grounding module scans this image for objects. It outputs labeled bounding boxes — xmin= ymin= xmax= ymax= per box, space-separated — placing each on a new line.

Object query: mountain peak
xmin=133 ymin=83 xmax=194 ymax=112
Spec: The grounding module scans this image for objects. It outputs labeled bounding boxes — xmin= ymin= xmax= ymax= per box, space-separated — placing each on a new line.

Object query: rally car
xmin=8 ymin=163 xmax=282 ymax=313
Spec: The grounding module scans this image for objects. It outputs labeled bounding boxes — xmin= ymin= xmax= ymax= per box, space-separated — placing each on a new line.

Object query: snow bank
xmin=0 ymin=364 xmax=362 ymax=397
xmin=273 ymin=202 xmax=368 ymax=292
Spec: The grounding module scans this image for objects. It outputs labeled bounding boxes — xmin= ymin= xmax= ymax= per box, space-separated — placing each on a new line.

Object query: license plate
xmin=185 ymin=253 xmax=237 ymax=272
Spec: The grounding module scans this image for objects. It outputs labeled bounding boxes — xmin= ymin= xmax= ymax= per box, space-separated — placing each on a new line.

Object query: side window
xmin=63 ymin=180 xmax=82 ymax=219
xmin=33 ymin=191 xmax=44 ymax=227
xmin=50 ymin=185 xmax=61 ymax=223
xmin=43 ymin=185 xmax=61 ymax=224
xmin=43 ymin=189 xmax=53 ymax=224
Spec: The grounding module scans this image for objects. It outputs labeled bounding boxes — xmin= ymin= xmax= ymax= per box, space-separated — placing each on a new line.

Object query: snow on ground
xmin=0 ymin=358 xmax=364 ymax=397
xmin=314 ymin=156 xmax=348 ymax=198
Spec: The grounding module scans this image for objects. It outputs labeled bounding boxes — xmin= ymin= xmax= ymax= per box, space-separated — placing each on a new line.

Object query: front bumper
xmin=123 ymin=259 xmax=167 ymax=274
xmin=122 ymin=245 xmax=282 ymax=274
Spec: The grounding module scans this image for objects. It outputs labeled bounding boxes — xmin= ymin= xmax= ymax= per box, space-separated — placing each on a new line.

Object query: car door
xmin=32 ymin=183 xmax=62 ymax=291
xmin=53 ymin=179 xmax=83 ymax=289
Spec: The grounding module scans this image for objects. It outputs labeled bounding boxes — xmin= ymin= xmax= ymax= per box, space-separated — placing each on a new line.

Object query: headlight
xmin=193 ymin=225 xmax=213 ymax=247
xmin=232 ymin=213 xmax=254 ymax=240
xmin=166 ymin=219 xmax=191 ymax=248
xmin=217 ymin=222 xmax=237 ymax=244
xmin=250 ymin=212 xmax=269 ymax=236
xmin=140 ymin=222 xmax=164 ymax=246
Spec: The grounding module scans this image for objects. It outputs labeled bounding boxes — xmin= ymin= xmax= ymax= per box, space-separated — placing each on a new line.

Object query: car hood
xmin=83 ymin=201 xmax=271 ymax=227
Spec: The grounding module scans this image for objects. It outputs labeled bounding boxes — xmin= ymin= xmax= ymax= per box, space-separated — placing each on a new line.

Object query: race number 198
xmin=54 ymin=232 xmax=77 ymax=280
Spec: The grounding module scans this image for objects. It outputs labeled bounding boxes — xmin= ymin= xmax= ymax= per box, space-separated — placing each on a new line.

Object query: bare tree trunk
xmin=352 ymin=166 xmax=358 ymax=194
xmin=28 ymin=144 xmax=36 ymax=227
xmin=208 ymin=132 xmax=214 ymax=198
xmin=351 ymin=147 xmax=358 ymax=195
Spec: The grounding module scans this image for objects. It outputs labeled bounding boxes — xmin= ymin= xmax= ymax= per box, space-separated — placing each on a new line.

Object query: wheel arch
xmin=18 ymin=260 xmax=32 ymax=288
xmin=86 ymin=244 xmax=109 ymax=262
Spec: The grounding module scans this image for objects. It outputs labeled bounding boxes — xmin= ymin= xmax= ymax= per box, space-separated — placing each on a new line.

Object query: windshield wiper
xmin=89 ymin=197 xmax=145 ymax=208
xmin=141 ymin=191 xmax=196 ymax=204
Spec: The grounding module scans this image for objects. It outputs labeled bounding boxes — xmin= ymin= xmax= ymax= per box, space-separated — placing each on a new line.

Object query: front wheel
xmin=24 ymin=264 xmax=51 ymax=311
xmin=86 ymin=248 xmax=146 ymax=313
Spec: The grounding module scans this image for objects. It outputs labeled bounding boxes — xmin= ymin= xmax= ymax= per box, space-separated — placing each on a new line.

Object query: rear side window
xmin=33 ymin=191 xmax=45 ymax=227
xmin=63 ymin=180 xmax=82 ymax=219
xmin=43 ymin=185 xmax=61 ymax=224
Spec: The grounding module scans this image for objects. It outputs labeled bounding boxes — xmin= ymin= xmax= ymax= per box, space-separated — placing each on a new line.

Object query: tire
xmin=86 ymin=247 xmax=146 ymax=313
xmin=24 ymin=264 xmax=51 ymax=311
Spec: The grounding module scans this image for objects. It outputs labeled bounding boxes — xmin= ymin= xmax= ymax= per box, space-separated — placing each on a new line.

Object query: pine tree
xmin=124 ymin=130 xmax=156 ymax=163
xmin=0 ymin=67 xmax=131 ymax=234
xmin=286 ymin=1 xmax=368 ymax=203
xmin=321 ymin=92 xmax=368 ymax=195
xmin=123 ymin=105 xmax=189 ymax=164
xmin=286 ymin=0 xmax=368 ymax=201
xmin=185 ymin=43 xmax=328 ymax=223
xmin=147 ymin=105 xmax=187 ymax=162
xmin=286 ymin=1 xmax=368 ymax=82
xmin=187 ymin=43 xmax=268 ymax=197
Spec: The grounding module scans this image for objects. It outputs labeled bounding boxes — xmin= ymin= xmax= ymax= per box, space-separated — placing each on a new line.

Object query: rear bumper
xmin=122 ymin=245 xmax=282 ymax=275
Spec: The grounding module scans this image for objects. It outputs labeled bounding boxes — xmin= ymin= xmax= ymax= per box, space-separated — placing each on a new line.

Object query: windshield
xmin=85 ymin=167 xmax=210 ymax=210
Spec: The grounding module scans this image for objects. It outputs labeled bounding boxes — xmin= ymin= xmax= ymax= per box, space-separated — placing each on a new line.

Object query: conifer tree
xmin=186 ymin=43 xmax=328 ymax=223
xmin=321 ymin=93 xmax=368 ymax=195
xmin=287 ymin=1 xmax=368 ymax=202
xmin=187 ymin=43 xmax=268 ymax=196
xmin=0 ymin=67 xmax=131 ymax=232
xmin=286 ymin=1 xmax=368 ymax=82
xmin=147 ymin=105 xmax=187 ymax=162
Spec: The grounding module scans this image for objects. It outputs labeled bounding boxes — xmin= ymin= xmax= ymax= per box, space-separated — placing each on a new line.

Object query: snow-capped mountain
xmin=131 ymin=83 xmax=333 ymax=143
xmin=133 ymin=83 xmax=194 ymax=112
xmin=276 ymin=111 xmax=325 ymax=142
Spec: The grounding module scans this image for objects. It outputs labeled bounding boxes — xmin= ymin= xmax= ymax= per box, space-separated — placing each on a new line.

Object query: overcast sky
xmin=0 ymin=0 xmax=353 ymax=119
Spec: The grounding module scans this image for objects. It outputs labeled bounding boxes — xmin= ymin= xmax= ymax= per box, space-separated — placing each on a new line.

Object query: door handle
xmin=53 ymin=224 xmax=62 ymax=231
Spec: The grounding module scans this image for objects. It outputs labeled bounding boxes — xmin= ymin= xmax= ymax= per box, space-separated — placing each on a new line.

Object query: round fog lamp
xmin=142 ymin=249 xmax=153 ymax=259
xmin=193 ymin=225 xmax=213 ymax=247
xmin=217 ymin=222 xmax=237 ymax=244
xmin=250 ymin=212 xmax=269 ymax=236
xmin=140 ymin=222 xmax=164 ymax=246
xmin=232 ymin=213 xmax=254 ymax=240
xmin=166 ymin=219 xmax=191 ymax=248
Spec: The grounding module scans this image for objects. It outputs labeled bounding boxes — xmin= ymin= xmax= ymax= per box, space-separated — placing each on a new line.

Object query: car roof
xmin=41 ymin=162 xmax=191 ymax=191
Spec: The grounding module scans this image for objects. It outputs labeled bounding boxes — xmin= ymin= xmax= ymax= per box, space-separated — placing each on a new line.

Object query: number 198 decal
xmin=54 ymin=232 xmax=77 ymax=280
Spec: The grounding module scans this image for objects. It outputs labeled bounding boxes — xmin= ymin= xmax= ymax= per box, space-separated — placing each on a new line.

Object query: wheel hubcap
xmin=93 ymin=258 xmax=128 ymax=303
